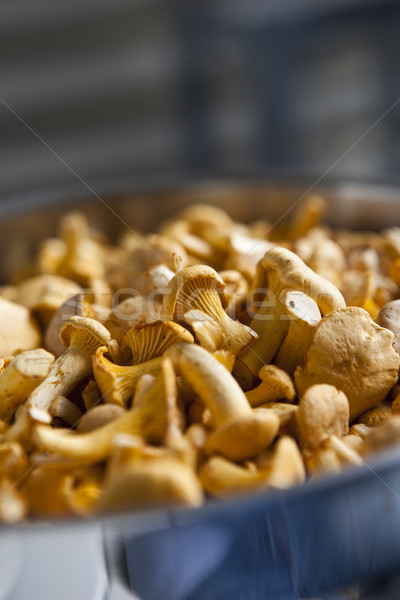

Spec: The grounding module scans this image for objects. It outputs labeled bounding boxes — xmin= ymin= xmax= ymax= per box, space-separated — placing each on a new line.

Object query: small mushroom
xmin=356 ymin=402 xmax=392 ymax=427
xmin=377 ymin=300 xmax=400 ymax=355
xmin=253 ymin=403 xmax=298 ymax=433
xmin=225 ymin=233 xmax=275 ymax=284
xmin=44 ymin=293 xmax=95 ymax=357
xmin=295 ymin=236 xmax=346 ymax=288
xmin=93 ymin=321 xmax=193 ymax=406
xmin=160 ymin=219 xmax=219 ymax=264
xmin=295 ymin=307 xmax=400 ymax=421
xmin=95 ymin=457 xmax=203 ymax=514
xmin=286 ymin=194 xmax=327 ymax=240
xmin=0 ymin=297 xmax=42 ymax=356
xmin=0 ymin=349 xmax=55 ymax=422
xmin=305 ymin=430 xmax=363 ymax=479
xmin=26 ymin=316 xmax=111 ymax=413
xmin=255 ymin=436 xmax=306 ymax=489
xmin=50 ymin=396 xmax=83 ymax=427
xmin=200 ymin=435 xmax=305 ymax=498
xmin=306 ymin=445 xmax=342 ymax=477
xmin=162 ymin=265 xmax=256 ymax=355
xmin=77 ymin=404 xmax=126 ymax=433
xmin=166 ymin=342 xmax=280 ymax=462
xmin=33 ymin=359 xmax=174 ymax=463
xmin=274 ymin=291 xmax=321 ymax=376
xmin=106 ymin=233 xmax=187 ymax=293
xmin=234 ymin=247 xmax=345 ymax=389
xmin=245 ymin=364 xmax=296 ymax=408
xmin=294 ymin=384 xmax=349 ymax=454
xmin=56 ymin=211 xmax=106 ymax=286
xmin=92 ymin=347 xmax=162 ymax=407
xmin=13 ymin=274 xmax=82 ymax=327
xmin=38 ymin=237 xmax=66 ymax=274
xmin=363 ymin=416 xmax=400 ymax=455
xmin=199 ymin=456 xmax=268 ymax=498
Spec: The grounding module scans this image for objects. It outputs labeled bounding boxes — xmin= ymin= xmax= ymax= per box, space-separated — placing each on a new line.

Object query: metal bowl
xmin=2 ymin=174 xmax=400 ymax=600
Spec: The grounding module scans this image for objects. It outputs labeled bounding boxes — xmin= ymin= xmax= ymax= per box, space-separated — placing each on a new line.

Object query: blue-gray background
xmin=1 ymin=0 xmax=400 ymax=197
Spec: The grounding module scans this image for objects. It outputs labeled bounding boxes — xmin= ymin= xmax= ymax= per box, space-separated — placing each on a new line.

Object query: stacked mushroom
xmin=1 ymin=199 xmax=400 ymax=523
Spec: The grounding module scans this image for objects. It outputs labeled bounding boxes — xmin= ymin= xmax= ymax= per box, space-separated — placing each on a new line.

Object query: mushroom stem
xmin=166 ymin=343 xmax=279 ymax=461
xmin=33 ymin=361 xmax=172 ymax=463
xmin=96 ymin=458 xmax=203 ymax=513
xmin=162 ymin=266 xmax=256 ymax=355
xmin=26 ymin=316 xmax=111 ymax=413
xmin=0 ymin=349 xmax=55 ymax=423
xmin=234 ymin=248 xmax=345 ymax=389
xmin=27 ymin=349 xmax=90 ymax=413
xmin=274 ymin=291 xmax=321 ymax=375
xmin=199 ymin=456 xmax=268 ymax=498
xmin=166 ymin=342 xmax=251 ymax=427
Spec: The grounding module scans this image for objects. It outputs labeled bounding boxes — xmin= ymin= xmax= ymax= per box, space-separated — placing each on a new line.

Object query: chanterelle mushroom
xmin=295 ymin=307 xmax=400 ymax=421
xmin=245 ymin=364 xmax=296 ymax=408
xmin=166 ymin=342 xmax=280 ymax=462
xmin=33 ymin=358 xmax=174 ymax=463
xmin=44 ymin=293 xmax=98 ymax=357
xmin=13 ymin=274 xmax=82 ymax=327
xmin=0 ymin=349 xmax=55 ymax=423
xmin=93 ymin=321 xmax=193 ymax=406
xmin=377 ymin=300 xmax=400 ymax=355
xmin=26 ymin=316 xmax=111 ymax=413
xmin=234 ymin=247 xmax=345 ymax=389
xmin=162 ymin=265 xmax=256 ymax=355
xmin=295 ymin=384 xmax=349 ymax=453
xmin=0 ymin=298 xmax=42 ymax=356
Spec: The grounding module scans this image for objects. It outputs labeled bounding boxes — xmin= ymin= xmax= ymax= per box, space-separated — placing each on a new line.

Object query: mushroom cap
xmin=122 ymin=320 xmax=194 ymax=364
xmin=14 ymin=274 xmax=82 ymax=315
xmin=178 ymin=203 xmax=233 ymax=229
xmin=295 ymin=307 xmax=400 ymax=421
xmin=199 ymin=455 xmax=266 ymax=498
xmin=377 ymin=300 xmax=400 ymax=354
xmin=161 ymin=265 xmax=227 ymax=320
xmin=77 ymin=404 xmax=126 ymax=433
xmin=107 ymin=233 xmax=187 ymax=293
xmin=283 ymin=290 xmax=321 ymax=325
xmin=0 ymin=298 xmax=41 ymax=356
xmin=253 ymin=247 xmax=345 ymax=315
xmin=92 ymin=346 xmax=162 ymax=406
xmin=95 ymin=458 xmax=203 ymax=513
xmin=205 ymin=411 xmax=280 ymax=462
xmin=245 ymin=365 xmax=296 ymax=407
xmin=295 ymin=384 xmax=349 ymax=451
xmin=256 ymin=436 xmax=306 ymax=489
xmin=45 ymin=293 xmax=94 ymax=357
xmin=59 ymin=316 xmax=111 ymax=354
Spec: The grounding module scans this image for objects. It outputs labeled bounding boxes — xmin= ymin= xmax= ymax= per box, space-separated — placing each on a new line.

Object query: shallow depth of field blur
xmin=1 ymin=1 xmax=400 ymax=197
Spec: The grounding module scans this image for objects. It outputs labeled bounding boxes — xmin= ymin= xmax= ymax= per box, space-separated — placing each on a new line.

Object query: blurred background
xmin=1 ymin=0 xmax=400 ymax=197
